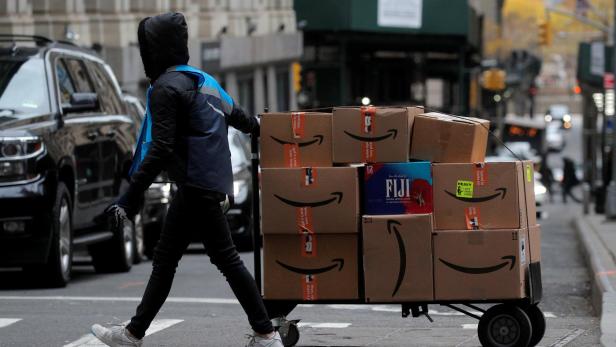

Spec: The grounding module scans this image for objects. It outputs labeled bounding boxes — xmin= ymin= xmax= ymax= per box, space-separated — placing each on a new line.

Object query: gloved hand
xmin=110 ymin=187 xmax=143 ymax=220
xmin=104 ymin=204 xmax=129 ymax=233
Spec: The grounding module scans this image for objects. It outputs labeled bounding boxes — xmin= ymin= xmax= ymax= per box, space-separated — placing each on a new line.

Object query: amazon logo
xmin=270 ymin=135 xmax=324 ymax=147
xmin=387 ymin=220 xmax=407 ymax=297
xmin=276 ymin=258 xmax=344 ymax=275
xmin=343 ymin=129 xmax=398 ymax=142
xmin=274 ymin=192 xmax=343 ymax=208
xmin=444 ymin=187 xmax=507 ymax=203
xmin=439 ymin=255 xmax=516 ymax=275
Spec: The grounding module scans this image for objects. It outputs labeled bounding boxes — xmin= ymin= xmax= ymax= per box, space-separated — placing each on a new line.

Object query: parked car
xmin=545 ymin=104 xmax=572 ymax=130
xmin=0 ymin=35 xmax=141 ymax=286
xmin=227 ymin=128 xmax=254 ymax=251
xmin=123 ymin=94 xmax=172 ymax=259
xmin=546 ymin=123 xmax=565 ymax=152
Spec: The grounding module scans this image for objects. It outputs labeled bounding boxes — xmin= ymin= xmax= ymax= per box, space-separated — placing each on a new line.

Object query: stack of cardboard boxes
xmin=260 ymin=107 xmax=541 ymax=303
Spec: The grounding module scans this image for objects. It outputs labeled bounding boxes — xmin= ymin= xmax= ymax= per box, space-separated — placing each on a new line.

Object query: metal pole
xmin=607 ymin=2 xmax=616 ymax=219
xmin=251 ymin=112 xmax=263 ymax=292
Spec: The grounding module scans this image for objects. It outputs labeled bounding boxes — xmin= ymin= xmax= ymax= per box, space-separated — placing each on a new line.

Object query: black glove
xmin=111 ymin=187 xmax=143 ymax=219
xmin=104 ymin=204 xmax=129 ymax=233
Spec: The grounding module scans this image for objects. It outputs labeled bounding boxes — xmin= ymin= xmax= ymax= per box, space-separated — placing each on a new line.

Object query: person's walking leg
xmin=195 ymin=190 xmax=273 ymax=335
xmin=126 ymin=188 xmax=191 ymax=338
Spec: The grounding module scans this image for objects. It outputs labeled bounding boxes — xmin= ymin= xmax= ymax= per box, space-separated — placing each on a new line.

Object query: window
xmin=56 ymin=60 xmax=76 ymax=106
xmin=65 ymin=59 xmax=94 ymax=93
xmin=276 ymin=68 xmax=290 ymax=112
xmin=0 ymin=58 xmax=50 ymax=114
xmin=86 ymin=61 xmax=124 ymax=114
xmin=237 ymin=74 xmax=254 ymax=116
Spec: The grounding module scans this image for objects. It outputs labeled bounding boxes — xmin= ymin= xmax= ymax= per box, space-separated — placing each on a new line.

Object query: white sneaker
xmin=91 ymin=324 xmax=143 ymax=347
xmin=246 ymin=331 xmax=284 ymax=347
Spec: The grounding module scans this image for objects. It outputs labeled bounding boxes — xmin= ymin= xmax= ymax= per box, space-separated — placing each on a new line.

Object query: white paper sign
xmin=591 ymin=41 xmax=605 ymax=76
xmin=378 ymin=0 xmax=423 ymax=29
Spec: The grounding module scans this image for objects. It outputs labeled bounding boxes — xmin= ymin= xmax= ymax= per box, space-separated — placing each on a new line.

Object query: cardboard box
xmin=433 ymin=228 xmax=529 ymax=301
xmin=410 ymin=113 xmax=490 ymax=163
xmin=362 ymin=214 xmax=433 ymax=302
xmin=529 ymin=224 xmax=541 ymax=263
xmin=263 ymin=234 xmax=358 ymax=300
xmin=260 ymin=112 xmax=333 ymax=168
xmin=363 ymin=162 xmax=433 ymax=215
xmin=332 ymin=106 xmax=423 ymax=164
xmin=261 ymin=167 xmax=359 ymax=234
xmin=433 ymin=161 xmax=537 ymax=230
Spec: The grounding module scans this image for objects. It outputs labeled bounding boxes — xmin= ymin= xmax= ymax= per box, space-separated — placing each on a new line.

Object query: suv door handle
xmin=86 ymin=130 xmax=98 ymax=141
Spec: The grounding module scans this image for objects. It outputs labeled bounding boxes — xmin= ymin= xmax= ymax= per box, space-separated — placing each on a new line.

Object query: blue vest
xmin=129 ymin=65 xmax=235 ymax=197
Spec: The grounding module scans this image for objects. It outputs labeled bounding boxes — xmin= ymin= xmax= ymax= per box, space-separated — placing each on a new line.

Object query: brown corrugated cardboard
xmin=263 ymin=234 xmax=358 ymax=300
xmin=529 ymin=224 xmax=541 ymax=263
xmin=260 ymin=112 xmax=333 ymax=168
xmin=332 ymin=106 xmax=423 ymax=164
xmin=362 ymin=214 xmax=433 ymax=302
xmin=433 ymin=228 xmax=529 ymax=301
xmin=410 ymin=113 xmax=490 ymax=163
xmin=261 ymin=167 xmax=359 ymax=234
xmin=433 ymin=161 xmax=537 ymax=230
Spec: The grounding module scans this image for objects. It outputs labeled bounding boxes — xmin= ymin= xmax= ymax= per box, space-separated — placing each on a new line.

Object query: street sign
xmin=591 ymin=41 xmax=605 ymax=76
xmin=604 ymin=73 xmax=614 ymax=89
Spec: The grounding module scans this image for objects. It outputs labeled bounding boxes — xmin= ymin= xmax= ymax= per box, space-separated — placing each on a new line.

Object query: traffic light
xmin=292 ymin=62 xmax=302 ymax=93
xmin=481 ymin=68 xmax=506 ymax=91
xmin=538 ymin=21 xmax=552 ymax=46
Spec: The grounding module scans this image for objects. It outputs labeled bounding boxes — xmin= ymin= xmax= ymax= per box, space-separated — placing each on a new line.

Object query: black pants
xmin=126 ymin=186 xmax=273 ymax=338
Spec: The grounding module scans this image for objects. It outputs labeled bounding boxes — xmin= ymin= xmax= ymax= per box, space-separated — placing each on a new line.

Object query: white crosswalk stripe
xmin=0 ymin=318 xmax=21 ymax=329
xmin=298 ymin=322 xmax=352 ymax=329
xmin=63 ymin=319 xmax=183 ymax=347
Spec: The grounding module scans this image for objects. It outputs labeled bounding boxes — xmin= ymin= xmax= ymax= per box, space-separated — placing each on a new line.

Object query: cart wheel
xmin=478 ymin=304 xmax=533 ymax=347
xmin=278 ymin=321 xmax=300 ymax=347
xmin=523 ymin=305 xmax=546 ymax=346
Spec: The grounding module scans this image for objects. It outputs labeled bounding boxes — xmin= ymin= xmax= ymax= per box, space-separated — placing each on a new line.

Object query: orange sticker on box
xmin=301 ymin=167 xmax=317 ymax=187
xmin=465 ymin=206 xmax=481 ymax=230
xmin=283 ymin=144 xmax=300 ymax=167
xmin=361 ymin=106 xmax=376 ymax=163
xmin=291 ymin=112 xmax=305 ymax=139
xmin=302 ymin=275 xmax=317 ymax=300
xmin=296 ymin=207 xmax=314 ymax=235
xmin=362 ymin=142 xmax=376 ymax=163
xmin=300 ymin=232 xmax=317 ymax=257
xmin=474 ymin=163 xmax=488 ymax=186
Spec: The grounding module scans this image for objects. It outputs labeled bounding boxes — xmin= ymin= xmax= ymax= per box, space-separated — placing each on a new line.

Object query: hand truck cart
xmin=249 ymin=129 xmax=545 ymax=347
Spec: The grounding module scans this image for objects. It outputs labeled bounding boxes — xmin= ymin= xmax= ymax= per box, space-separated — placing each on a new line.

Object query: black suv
xmin=0 ymin=35 xmax=140 ymax=286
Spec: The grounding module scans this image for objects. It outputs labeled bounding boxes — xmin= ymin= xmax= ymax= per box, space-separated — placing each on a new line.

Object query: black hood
xmin=138 ymin=12 xmax=189 ymax=81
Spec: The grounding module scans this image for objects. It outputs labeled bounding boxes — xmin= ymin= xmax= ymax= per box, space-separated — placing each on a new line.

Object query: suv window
xmin=65 ymin=59 xmax=94 ymax=93
xmin=0 ymin=58 xmax=50 ymax=114
xmin=87 ymin=62 xmax=124 ymax=115
xmin=56 ymin=59 xmax=76 ymax=107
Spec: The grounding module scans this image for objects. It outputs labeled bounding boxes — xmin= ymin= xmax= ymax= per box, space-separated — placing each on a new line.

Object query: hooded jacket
xmin=128 ymin=12 xmax=258 ymax=200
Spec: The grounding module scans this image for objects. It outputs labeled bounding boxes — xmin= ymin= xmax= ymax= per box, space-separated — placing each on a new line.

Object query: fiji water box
xmin=363 ymin=162 xmax=433 ymax=215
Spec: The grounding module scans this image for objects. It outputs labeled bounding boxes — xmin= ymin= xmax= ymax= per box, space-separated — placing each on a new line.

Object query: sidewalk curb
xmin=573 ymin=217 xmax=616 ymax=347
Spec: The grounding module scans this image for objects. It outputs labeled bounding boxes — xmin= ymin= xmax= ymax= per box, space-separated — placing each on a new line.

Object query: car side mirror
xmin=63 ymin=93 xmax=99 ymax=113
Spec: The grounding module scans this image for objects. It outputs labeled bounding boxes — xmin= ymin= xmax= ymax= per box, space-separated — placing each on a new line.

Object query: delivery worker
xmin=90 ymin=12 xmax=282 ymax=347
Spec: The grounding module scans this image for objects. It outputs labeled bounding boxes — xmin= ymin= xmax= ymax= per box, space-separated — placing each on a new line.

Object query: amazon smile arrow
xmin=274 ymin=192 xmax=343 ymax=208
xmin=276 ymin=258 xmax=345 ymax=275
xmin=439 ymin=255 xmax=516 ymax=275
xmin=444 ymin=187 xmax=507 ymax=203
xmin=343 ymin=129 xmax=398 ymax=142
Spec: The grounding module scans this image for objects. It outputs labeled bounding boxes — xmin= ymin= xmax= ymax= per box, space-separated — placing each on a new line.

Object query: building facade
xmin=0 ymin=0 xmax=302 ymax=113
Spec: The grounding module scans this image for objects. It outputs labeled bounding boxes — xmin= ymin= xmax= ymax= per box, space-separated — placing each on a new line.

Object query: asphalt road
xmin=0 ymin=115 xmax=601 ymax=346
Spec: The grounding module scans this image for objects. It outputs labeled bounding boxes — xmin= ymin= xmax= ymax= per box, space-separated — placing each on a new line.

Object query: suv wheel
xmin=90 ymin=210 xmax=134 ymax=273
xmin=27 ymin=183 xmax=73 ymax=287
